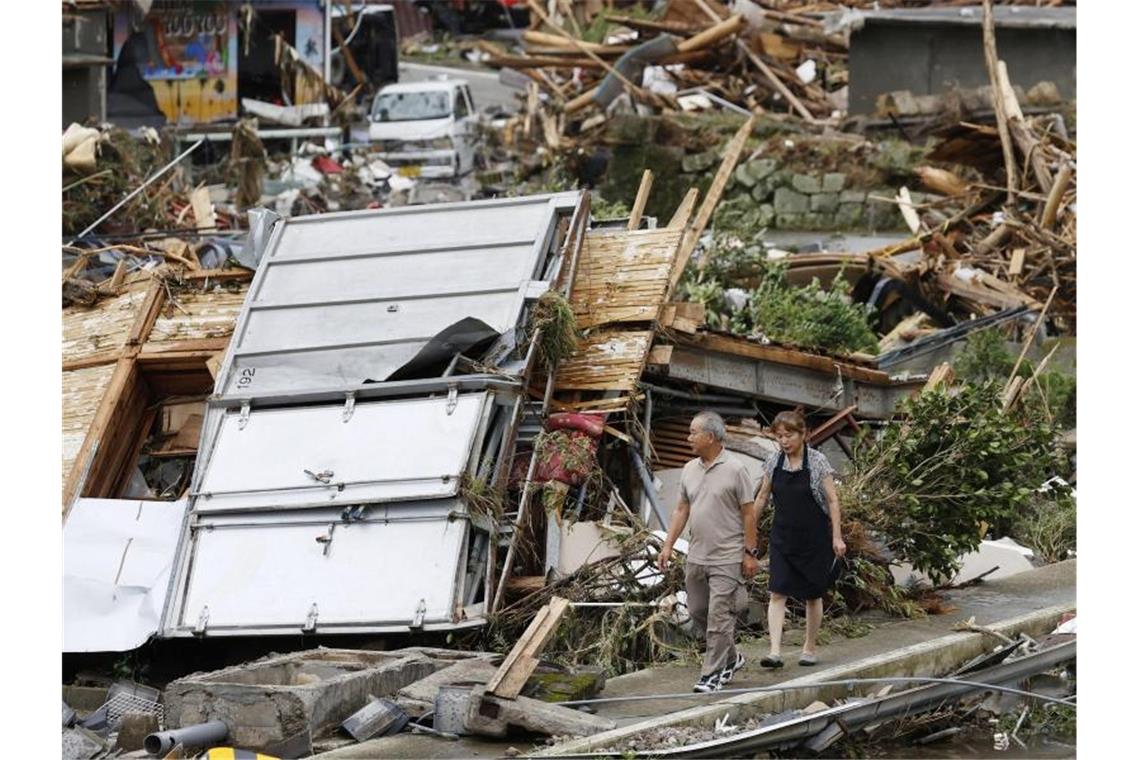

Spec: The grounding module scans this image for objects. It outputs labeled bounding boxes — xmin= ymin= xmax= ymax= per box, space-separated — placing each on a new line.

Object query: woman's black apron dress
xmin=769 ymin=450 xmax=835 ymax=600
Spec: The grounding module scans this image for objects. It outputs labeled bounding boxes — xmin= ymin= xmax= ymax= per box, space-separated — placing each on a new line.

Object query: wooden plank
xmin=627 ymin=170 xmax=654 ymax=230
xmin=487 ymin=597 xmax=571 ymax=699
xmin=189 ymin=185 xmax=216 ymax=232
xmin=676 ymin=332 xmax=891 ymax=384
xmin=667 ymin=187 xmax=700 ymax=230
xmin=570 ymin=228 xmax=683 ymax=329
xmin=554 ymin=330 xmax=654 ymax=392
xmin=923 ymin=363 xmax=955 ymax=392
xmin=1008 ymin=247 xmax=1026 ymax=277
xmin=647 ymin=345 xmax=674 ymax=366
xmin=672 ymin=115 xmax=755 ymax=291
xmin=126 ymin=281 xmax=166 ymax=346
xmin=62 ymin=288 xmax=150 ymax=368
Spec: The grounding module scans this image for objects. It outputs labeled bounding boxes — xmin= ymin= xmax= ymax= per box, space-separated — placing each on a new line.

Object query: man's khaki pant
xmin=685 ymin=562 xmax=748 ymax=678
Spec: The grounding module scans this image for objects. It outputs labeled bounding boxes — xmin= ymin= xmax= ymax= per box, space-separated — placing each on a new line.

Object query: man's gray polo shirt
xmin=679 ymin=449 xmax=753 ymax=565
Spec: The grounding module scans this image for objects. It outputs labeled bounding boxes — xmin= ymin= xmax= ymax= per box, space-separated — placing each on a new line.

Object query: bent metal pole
xmin=144 ymin=720 xmax=228 ymax=756
xmin=72 ymin=138 xmax=206 ymax=242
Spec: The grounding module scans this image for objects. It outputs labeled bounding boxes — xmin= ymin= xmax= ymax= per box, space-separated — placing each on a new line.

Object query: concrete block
xmin=465 ymin=686 xmax=616 ymax=739
xmin=114 ymin=713 xmax=159 ymax=752
xmin=773 ymin=187 xmax=809 ymax=214
xmin=164 ymin=648 xmax=436 ymax=751
xmin=62 ymin=685 xmax=109 ymax=713
xmin=839 ymin=190 xmax=867 ymax=204
xmin=822 ymin=172 xmax=846 ymax=193
xmin=791 ymin=173 xmax=822 ymax=194
xmin=811 ymin=192 xmax=839 ymax=213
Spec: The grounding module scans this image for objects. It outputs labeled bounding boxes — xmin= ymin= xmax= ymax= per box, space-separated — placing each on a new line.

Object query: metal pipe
xmin=630 ymin=448 xmax=668 ymax=530
xmin=145 ymin=720 xmax=228 ymax=756
xmin=177 ymin=127 xmax=341 ymax=142
xmin=73 ymin=138 xmax=205 ymax=241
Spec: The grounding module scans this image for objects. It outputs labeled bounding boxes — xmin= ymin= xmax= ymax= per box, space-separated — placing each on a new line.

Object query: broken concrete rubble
xmin=464 ymin=685 xmax=616 ymax=739
xmin=164 ymin=649 xmax=436 ymax=751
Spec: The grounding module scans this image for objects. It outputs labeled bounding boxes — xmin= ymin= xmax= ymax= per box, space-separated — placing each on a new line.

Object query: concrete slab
xmin=397 ymin=657 xmax=501 ymax=717
xmin=536 ymin=560 xmax=1075 ymax=755
xmin=466 ymin=686 xmax=617 ymax=739
xmin=164 ymin=648 xmax=437 ymax=751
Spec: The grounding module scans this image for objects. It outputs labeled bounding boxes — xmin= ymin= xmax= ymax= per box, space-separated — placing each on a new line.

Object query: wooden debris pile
xmin=864 ymin=0 xmax=1075 ymax=333
xmin=485 ymin=0 xmax=848 ymax=135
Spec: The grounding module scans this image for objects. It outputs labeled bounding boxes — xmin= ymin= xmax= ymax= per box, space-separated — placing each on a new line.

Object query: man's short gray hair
xmin=692 ymin=411 xmax=727 ymax=442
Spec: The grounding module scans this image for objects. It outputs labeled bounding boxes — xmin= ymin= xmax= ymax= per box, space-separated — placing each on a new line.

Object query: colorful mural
xmin=111 ymin=1 xmax=326 ymax=126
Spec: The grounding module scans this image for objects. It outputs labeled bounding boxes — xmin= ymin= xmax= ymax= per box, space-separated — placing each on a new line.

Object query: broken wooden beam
xmin=486 ymin=596 xmax=571 ymax=700
xmin=628 ymin=170 xmax=654 ymax=231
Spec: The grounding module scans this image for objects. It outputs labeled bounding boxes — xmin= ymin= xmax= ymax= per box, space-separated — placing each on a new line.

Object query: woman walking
xmin=754 ymin=411 xmax=846 ymax=667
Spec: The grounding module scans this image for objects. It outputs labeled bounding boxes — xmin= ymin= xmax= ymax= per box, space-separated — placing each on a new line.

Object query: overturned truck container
xmin=156 ymin=191 xmax=587 ymax=638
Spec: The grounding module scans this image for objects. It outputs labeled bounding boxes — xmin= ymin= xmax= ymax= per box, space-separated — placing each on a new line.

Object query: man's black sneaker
xmin=692 ymin=673 xmax=723 ymax=693
xmin=719 ymin=652 xmax=746 ymax=685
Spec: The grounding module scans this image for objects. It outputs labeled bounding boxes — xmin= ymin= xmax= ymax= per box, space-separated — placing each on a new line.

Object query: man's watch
xmin=745 ymin=547 xmax=761 ymax=558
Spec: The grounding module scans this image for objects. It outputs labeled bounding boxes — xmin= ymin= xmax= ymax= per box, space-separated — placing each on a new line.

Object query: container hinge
xmin=303 ymin=603 xmax=319 ymax=633
xmin=238 ymin=400 xmax=252 ymax=430
xmin=194 ymin=606 xmax=210 ymax=636
xmin=409 ymin=598 xmax=427 ymax=630
xmin=446 ymin=385 xmax=459 ymax=415
xmin=342 ymin=391 xmax=356 ymax=423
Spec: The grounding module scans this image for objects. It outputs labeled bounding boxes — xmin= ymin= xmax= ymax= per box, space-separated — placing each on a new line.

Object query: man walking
xmin=657 ymin=411 xmax=759 ymax=693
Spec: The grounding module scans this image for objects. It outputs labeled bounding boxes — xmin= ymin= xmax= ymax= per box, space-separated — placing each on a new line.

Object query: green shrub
xmin=676 ymin=238 xmax=879 ymax=355
xmin=954 ymin=328 xmax=1076 ymax=427
xmin=842 ymin=382 xmax=1067 ymax=583
xmin=1013 ymin=488 xmax=1076 ymax=563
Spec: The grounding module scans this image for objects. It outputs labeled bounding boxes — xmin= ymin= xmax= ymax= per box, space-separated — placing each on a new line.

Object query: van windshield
xmin=371 ymin=91 xmax=451 ymax=122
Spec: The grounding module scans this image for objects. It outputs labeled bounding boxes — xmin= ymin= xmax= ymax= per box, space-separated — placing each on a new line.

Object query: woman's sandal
xmin=759 ymin=655 xmax=784 ymax=669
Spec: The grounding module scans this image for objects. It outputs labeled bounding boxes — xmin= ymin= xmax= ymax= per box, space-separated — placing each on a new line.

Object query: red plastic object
xmin=546 ymin=412 xmax=605 ymax=438
xmin=312 ymin=155 xmax=344 ymax=174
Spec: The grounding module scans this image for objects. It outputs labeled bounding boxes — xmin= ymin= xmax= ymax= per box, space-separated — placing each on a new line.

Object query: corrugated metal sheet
xmin=218 ymin=193 xmax=580 ymax=397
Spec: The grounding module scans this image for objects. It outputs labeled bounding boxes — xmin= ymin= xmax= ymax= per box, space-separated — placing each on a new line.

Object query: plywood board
xmin=144 ymin=288 xmax=248 ymax=349
xmin=61 ymin=362 xmax=118 ymax=490
xmin=554 ymin=330 xmax=654 ymax=392
xmin=61 ymin=288 xmax=150 ymax=367
xmin=570 ymin=228 xmax=683 ymax=329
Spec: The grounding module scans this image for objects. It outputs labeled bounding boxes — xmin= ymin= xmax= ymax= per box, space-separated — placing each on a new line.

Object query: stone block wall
xmin=721 ymin=160 xmax=938 ymax=232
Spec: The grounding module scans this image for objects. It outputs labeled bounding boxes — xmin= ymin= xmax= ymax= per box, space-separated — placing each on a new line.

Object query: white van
xmin=368 ymin=79 xmax=478 ymax=179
